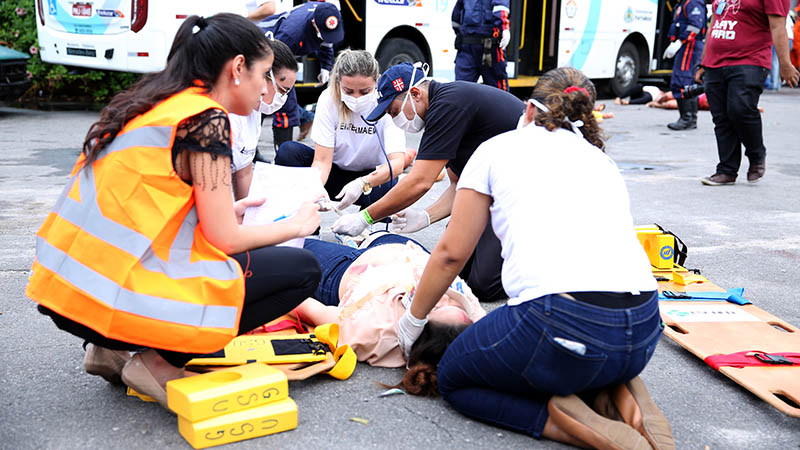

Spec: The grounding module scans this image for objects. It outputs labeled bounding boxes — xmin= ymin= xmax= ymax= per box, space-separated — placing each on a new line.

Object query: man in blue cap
xmin=258 ymin=2 xmax=345 ymax=150
xmin=331 ymin=62 xmax=525 ymax=302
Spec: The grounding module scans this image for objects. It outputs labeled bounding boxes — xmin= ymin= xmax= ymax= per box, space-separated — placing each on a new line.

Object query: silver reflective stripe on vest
xmin=37 ymin=124 xmax=240 ymax=329
xmin=36 ymin=237 xmax=238 ymax=329
xmin=101 ymin=126 xmax=173 ymax=160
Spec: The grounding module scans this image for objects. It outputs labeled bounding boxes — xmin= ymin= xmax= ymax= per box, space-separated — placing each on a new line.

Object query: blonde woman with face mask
xmin=275 ymin=49 xmax=410 ymax=212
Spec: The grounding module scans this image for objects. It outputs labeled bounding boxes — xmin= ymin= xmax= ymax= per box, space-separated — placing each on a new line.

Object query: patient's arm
xmin=295 ymin=298 xmax=339 ymax=325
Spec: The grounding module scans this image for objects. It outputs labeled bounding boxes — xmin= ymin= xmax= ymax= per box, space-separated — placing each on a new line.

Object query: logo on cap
xmin=392 ymin=78 xmax=405 ymax=91
xmin=325 ymin=15 xmax=338 ymax=29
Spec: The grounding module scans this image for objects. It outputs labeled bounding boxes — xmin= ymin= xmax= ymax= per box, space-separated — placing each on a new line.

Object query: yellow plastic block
xmin=672 ymin=270 xmax=709 ymax=286
xmin=126 ymin=386 xmax=156 ymax=403
xmin=178 ymin=397 xmax=297 ymax=449
xmin=636 ymin=230 xmax=675 ymax=270
xmin=167 ymin=363 xmax=288 ymax=422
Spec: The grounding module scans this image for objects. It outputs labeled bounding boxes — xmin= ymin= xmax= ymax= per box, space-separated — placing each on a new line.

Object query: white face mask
xmin=524 ymin=98 xmax=585 ymax=136
xmin=393 ymin=90 xmax=425 ymax=133
xmin=341 ymin=89 xmax=377 ymax=115
xmin=391 ymin=64 xmax=428 ymax=133
xmin=260 ymin=70 xmax=290 ymax=114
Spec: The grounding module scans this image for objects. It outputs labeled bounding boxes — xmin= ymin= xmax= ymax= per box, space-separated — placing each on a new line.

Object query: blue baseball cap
xmin=366 ymin=62 xmax=427 ymax=122
xmin=313 ymin=3 xmax=344 ymax=44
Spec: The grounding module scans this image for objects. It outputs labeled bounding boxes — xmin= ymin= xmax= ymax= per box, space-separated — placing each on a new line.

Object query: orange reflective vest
xmin=26 ymin=87 xmax=244 ymax=354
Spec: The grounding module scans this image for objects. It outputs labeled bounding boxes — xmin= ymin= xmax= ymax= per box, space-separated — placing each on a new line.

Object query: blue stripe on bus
xmin=568 ymin=0 xmax=602 ymax=71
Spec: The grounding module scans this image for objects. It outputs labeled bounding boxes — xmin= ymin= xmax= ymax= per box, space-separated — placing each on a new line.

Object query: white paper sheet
xmin=242 ymin=163 xmax=323 ymax=248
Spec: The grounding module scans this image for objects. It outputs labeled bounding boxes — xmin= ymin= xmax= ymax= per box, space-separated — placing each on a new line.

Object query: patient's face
xmin=428 ymin=293 xmax=471 ymax=325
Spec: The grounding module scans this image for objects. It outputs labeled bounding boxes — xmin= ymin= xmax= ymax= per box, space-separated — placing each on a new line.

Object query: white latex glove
xmin=397 ymin=308 xmax=428 ymax=358
xmin=335 ymin=178 xmax=364 ymax=211
xmin=389 ymin=208 xmax=430 ymax=233
xmin=331 ymin=211 xmax=369 ymax=236
xmin=499 ymin=29 xmax=511 ymax=50
xmin=663 ymin=40 xmax=682 ymax=59
xmin=318 ymin=68 xmax=330 ymax=84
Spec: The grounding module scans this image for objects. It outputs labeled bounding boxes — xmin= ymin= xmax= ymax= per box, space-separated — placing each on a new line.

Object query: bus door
xmin=654 ymin=0 xmax=681 ymax=72
xmin=510 ymin=0 xmax=560 ymax=85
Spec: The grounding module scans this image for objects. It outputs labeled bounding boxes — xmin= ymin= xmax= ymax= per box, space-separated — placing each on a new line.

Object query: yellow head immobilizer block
xmin=167 ymin=363 xmax=288 ymax=422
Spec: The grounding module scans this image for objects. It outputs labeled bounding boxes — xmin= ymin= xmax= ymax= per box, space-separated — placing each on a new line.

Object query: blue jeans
xmin=437 ymin=292 xmax=663 ymax=438
xmin=275 ymin=141 xmax=396 ymax=209
xmin=303 ymin=233 xmax=427 ymax=306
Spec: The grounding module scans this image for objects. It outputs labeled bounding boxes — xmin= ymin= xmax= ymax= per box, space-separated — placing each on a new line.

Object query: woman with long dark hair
xmin=230 ymin=38 xmax=299 ymax=199
xmin=27 ymin=13 xmax=322 ymax=408
xmin=395 ymin=67 xmax=675 ymax=449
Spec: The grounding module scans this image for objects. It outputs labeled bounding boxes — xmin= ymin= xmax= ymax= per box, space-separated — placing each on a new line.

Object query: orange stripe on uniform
xmin=681 ymin=42 xmax=690 ymax=71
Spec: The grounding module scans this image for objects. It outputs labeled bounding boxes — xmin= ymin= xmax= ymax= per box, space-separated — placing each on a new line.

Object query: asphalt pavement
xmin=1 ymin=88 xmax=799 ymax=449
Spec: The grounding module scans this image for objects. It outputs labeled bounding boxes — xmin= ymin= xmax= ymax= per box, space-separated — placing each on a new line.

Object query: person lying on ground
xmin=393 ymin=67 xmax=674 ymax=449
xmin=294 ymin=232 xmax=486 ymax=368
xmin=614 ymin=83 xmax=666 ymax=105
xmin=27 ymin=14 xmax=323 ymax=410
xmin=647 ymin=92 xmax=763 ymax=113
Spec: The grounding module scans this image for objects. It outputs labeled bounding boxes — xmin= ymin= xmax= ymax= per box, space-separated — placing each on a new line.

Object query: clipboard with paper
xmin=242 ymin=163 xmax=324 ymax=248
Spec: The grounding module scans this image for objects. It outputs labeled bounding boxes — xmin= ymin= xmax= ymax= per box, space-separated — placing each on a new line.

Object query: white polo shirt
xmin=457 ymin=124 xmax=657 ymax=305
xmin=310 ymin=88 xmax=405 ymax=171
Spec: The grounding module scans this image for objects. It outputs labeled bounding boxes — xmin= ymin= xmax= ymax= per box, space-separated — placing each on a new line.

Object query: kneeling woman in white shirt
xmin=275 ymin=49 xmax=408 ymax=211
xmin=396 ymin=67 xmax=673 ymax=449
xmin=229 ymin=38 xmax=297 ymax=199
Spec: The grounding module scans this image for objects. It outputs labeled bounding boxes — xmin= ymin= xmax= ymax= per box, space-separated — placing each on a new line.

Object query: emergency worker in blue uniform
xmin=663 ymin=0 xmax=706 ymax=130
xmin=452 ymin=0 xmax=511 ymax=91
xmin=259 ymin=2 xmax=345 ymax=149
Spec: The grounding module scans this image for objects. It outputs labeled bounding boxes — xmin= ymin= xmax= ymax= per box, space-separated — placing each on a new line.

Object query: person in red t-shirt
xmin=695 ymin=0 xmax=799 ymax=186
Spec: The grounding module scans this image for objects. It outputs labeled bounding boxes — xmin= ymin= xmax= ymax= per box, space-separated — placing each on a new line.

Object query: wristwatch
xmin=360 ymin=177 xmax=372 ymax=195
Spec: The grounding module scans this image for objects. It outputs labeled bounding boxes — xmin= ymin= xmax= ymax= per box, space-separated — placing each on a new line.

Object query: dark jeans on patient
xmin=703 ymin=65 xmax=769 ymax=176
xmin=437 ymin=291 xmax=662 ymax=438
xmin=39 ymin=246 xmax=321 ymax=368
xmin=302 ymin=233 xmax=426 ymax=307
xmin=618 ymin=83 xmax=653 ymax=105
xmin=275 ymin=141 xmax=395 ymax=209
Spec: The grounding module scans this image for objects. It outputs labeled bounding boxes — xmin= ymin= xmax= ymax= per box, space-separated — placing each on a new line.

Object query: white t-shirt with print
xmin=229 ymin=109 xmax=261 ymax=173
xmin=457 ymin=124 xmax=657 ymax=305
xmin=310 ymin=88 xmax=405 ymax=171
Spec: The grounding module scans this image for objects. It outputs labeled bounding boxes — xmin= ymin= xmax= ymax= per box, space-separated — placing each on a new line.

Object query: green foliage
xmin=0 ymin=0 xmax=138 ymax=105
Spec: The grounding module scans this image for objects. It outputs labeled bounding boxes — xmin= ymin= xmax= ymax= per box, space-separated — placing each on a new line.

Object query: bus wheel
xmin=611 ymin=42 xmax=639 ymax=97
xmin=376 ymin=38 xmax=426 ymax=72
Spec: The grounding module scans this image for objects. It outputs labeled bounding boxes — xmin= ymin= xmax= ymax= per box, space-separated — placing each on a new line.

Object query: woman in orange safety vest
xmin=26 ymin=13 xmax=322 ymax=408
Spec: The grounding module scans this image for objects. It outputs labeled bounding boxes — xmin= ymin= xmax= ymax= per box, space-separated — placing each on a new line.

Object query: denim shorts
xmin=303 ymin=233 xmax=427 ymax=306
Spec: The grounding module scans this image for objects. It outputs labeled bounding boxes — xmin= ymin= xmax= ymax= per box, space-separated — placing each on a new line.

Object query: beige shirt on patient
xmin=335 ymin=241 xmax=487 ymax=368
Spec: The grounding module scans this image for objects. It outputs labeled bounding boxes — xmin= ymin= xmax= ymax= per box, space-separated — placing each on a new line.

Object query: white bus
xmin=353 ymin=0 xmax=677 ymax=95
xmin=35 ymin=0 xmax=678 ymax=95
